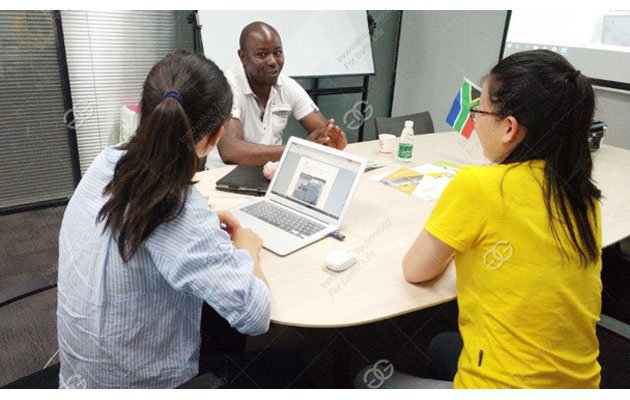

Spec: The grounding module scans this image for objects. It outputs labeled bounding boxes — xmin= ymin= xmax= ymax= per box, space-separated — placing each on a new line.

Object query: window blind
xmin=61 ymin=10 xmax=193 ymax=173
xmin=0 ymin=11 xmax=76 ymax=210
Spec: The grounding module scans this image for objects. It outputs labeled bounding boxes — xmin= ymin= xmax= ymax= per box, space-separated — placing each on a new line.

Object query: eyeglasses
xmin=469 ymin=106 xmax=499 ymax=120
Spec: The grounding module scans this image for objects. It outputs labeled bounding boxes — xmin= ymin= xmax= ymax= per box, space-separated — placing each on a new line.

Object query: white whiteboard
xmin=198 ymin=11 xmax=375 ymax=78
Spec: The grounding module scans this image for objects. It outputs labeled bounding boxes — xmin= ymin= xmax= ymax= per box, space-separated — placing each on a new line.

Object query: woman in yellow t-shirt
xmin=403 ymin=50 xmax=602 ymax=388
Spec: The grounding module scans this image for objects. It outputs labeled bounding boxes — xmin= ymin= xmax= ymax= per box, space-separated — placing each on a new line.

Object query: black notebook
xmin=215 ymin=165 xmax=269 ymax=196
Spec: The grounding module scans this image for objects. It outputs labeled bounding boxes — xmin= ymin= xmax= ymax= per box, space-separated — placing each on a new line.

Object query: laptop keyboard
xmin=241 ymin=201 xmax=327 ymax=238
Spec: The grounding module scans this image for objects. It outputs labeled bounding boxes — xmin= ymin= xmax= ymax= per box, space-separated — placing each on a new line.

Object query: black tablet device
xmin=215 ymin=165 xmax=269 ymax=196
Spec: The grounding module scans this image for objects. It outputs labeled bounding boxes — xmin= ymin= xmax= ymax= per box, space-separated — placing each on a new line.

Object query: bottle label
xmin=398 ymin=143 xmax=413 ymax=160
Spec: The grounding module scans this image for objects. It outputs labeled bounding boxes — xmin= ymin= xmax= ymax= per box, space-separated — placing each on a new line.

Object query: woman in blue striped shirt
xmin=57 ymin=51 xmax=287 ymax=388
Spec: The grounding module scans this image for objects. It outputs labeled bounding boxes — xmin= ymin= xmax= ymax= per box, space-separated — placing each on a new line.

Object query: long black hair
xmin=488 ymin=50 xmax=601 ymax=266
xmin=97 ymin=51 xmax=232 ymax=262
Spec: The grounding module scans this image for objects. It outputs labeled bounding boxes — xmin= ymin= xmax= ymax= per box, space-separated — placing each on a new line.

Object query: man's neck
xmin=246 ymin=74 xmax=272 ymax=108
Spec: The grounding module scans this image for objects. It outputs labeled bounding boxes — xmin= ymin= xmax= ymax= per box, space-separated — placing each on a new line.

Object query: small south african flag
xmin=446 ymin=78 xmax=481 ymax=139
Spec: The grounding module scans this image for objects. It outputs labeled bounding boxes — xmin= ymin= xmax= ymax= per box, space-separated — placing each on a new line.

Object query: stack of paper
xmin=372 ymin=162 xmax=460 ymax=201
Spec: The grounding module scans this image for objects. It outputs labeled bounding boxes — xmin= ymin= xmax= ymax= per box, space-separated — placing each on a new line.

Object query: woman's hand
xmin=232 ymin=227 xmax=267 ymax=286
xmin=216 ymin=210 xmax=241 ymax=238
xmin=220 ymin=212 xmax=266 ymax=285
xmin=232 ymin=228 xmax=263 ymax=257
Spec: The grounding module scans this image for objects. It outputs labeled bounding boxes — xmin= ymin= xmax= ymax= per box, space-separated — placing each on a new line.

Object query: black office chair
xmin=3 ymin=363 xmax=60 ymax=389
xmin=374 ymin=112 xmax=434 ymax=136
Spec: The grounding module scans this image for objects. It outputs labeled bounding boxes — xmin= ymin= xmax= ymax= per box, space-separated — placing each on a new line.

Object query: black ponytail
xmin=489 ymin=50 xmax=601 ymax=267
xmin=97 ymin=51 xmax=232 ymax=262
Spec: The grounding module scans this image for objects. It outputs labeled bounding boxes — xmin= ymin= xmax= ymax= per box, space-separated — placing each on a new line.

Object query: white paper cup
xmin=378 ymin=134 xmax=397 ymax=154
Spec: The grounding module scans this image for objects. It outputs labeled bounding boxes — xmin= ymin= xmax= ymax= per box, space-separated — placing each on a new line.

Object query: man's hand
xmin=324 ymin=119 xmax=347 ymax=150
xmin=306 ymin=119 xmax=347 ymax=150
xmin=306 ymin=124 xmax=331 ymax=145
xmin=216 ymin=210 xmax=241 ymax=238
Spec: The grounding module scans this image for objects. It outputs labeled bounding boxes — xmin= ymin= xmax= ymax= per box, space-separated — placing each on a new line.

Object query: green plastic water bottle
xmin=397 ymin=120 xmax=414 ymax=163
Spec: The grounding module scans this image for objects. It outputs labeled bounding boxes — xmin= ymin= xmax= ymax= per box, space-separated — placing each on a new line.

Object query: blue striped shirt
xmin=57 ymin=146 xmax=271 ymax=388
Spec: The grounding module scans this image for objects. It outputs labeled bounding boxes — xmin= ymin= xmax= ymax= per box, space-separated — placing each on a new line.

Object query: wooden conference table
xmin=194 ymin=131 xmax=630 ymax=328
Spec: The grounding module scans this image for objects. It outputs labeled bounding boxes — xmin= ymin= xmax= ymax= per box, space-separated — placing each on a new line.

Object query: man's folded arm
xmin=217 ymin=117 xmax=285 ymax=166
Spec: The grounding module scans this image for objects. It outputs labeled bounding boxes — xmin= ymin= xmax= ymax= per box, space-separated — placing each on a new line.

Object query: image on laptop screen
xmin=270 ymin=141 xmax=363 ymax=220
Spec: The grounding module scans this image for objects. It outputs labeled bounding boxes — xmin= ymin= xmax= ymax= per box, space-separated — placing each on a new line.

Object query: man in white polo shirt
xmin=205 ymin=21 xmax=347 ymax=169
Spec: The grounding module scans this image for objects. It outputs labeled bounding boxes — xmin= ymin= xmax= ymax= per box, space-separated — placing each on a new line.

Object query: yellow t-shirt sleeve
xmin=425 ymin=167 xmax=486 ymax=252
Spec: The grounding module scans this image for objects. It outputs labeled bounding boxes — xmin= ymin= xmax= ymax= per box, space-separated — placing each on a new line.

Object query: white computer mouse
xmin=325 ymin=249 xmax=358 ymax=272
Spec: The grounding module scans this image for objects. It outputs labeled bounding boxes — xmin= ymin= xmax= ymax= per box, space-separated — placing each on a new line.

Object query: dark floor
xmin=0 ymin=289 xmax=57 ymax=387
xmin=0 ymin=206 xmax=64 ymax=305
xmin=1 ymin=205 xmax=629 ymax=388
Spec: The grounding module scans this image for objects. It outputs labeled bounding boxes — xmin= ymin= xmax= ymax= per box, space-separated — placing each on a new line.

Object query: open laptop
xmin=231 ymin=137 xmax=367 ymax=256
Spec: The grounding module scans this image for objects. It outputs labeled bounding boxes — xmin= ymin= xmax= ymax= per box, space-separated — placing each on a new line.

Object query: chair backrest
xmin=3 ymin=363 xmax=60 ymax=388
xmin=374 ymin=112 xmax=434 ymax=137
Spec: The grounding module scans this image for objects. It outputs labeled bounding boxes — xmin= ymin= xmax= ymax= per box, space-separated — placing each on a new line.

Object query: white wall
xmin=393 ymin=10 xmax=630 ymax=150
xmin=594 ymin=89 xmax=630 ymax=149
xmin=392 ymin=11 xmax=507 ymax=133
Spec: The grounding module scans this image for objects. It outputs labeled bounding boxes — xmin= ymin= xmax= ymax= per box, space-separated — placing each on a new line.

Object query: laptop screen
xmin=269 ymin=141 xmax=364 ymax=220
